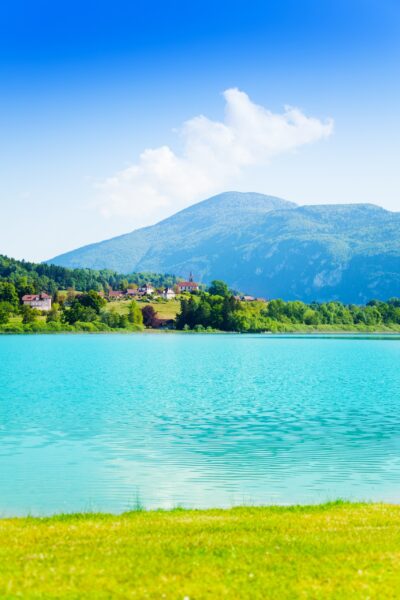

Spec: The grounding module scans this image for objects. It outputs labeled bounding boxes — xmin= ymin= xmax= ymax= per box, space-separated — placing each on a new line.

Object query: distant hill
xmin=49 ymin=191 xmax=400 ymax=302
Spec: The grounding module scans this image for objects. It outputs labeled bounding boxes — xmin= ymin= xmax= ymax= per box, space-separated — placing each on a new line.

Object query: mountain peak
xmin=158 ymin=191 xmax=297 ymax=222
xmin=48 ymin=191 xmax=400 ymax=302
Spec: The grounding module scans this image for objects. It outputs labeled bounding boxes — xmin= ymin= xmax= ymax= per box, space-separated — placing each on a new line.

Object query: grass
xmin=2 ymin=502 xmax=400 ymax=598
xmin=106 ymin=299 xmax=181 ymax=320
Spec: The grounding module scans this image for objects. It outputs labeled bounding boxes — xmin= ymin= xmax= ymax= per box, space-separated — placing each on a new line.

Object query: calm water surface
xmin=1 ymin=333 xmax=400 ymax=515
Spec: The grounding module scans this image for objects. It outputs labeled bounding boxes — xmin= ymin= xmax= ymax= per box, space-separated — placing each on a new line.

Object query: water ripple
xmin=0 ymin=334 xmax=400 ymax=515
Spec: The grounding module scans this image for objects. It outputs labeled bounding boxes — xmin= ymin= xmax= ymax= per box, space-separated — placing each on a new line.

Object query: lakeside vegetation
xmin=1 ymin=254 xmax=400 ymax=334
xmin=1 ymin=503 xmax=400 ymax=598
xmin=176 ymin=282 xmax=400 ymax=333
xmin=2 ymin=288 xmax=400 ymax=334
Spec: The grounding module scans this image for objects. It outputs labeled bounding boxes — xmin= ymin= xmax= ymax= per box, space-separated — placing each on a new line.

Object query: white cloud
xmin=98 ymin=88 xmax=333 ymax=221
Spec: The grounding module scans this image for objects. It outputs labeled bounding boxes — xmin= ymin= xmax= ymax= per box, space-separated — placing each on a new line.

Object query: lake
xmin=1 ymin=333 xmax=400 ymax=516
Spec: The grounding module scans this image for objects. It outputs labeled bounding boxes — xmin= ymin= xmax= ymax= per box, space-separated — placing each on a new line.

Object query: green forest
xmin=176 ymin=281 xmax=400 ymax=333
xmin=0 ymin=254 xmax=178 ymax=296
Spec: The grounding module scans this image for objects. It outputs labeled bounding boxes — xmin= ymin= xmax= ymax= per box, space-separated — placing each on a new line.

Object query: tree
xmin=62 ymin=291 xmax=106 ymax=325
xmin=46 ymin=303 xmax=61 ymax=323
xmin=128 ymin=300 xmax=143 ymax=326
xmin=55 ymin=291 xmax=68 ymax=306
xmin=0 ymin=301 xmax=13 ymax=325
xmin=63 ymin=300 xmax=97 ymax=324
xmin=20 ymin=304 xmax=39 ymax=324
xmin=118 ymin=314 xmax=129 ymax=328
xmin=303 ymin=308 xmax=319 ymax=326
xmin=176 ymin=298 xmax=189 ymax=329
xmin=77 ymin=291 xmax=106 ymax=313
xmin=0 ymin=282 xmax=19 ymax=308
xmin=100 ymin=308 xmax=120 ymax=328
xmin=208 ymin=280 xmax=229 ymax=297
xmin=141 ymin=305 xmax=158 ymax=328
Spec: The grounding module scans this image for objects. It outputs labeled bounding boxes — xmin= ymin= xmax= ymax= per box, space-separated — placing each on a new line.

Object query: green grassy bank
xmin=2 ymin=503 xmax=400 ymax=598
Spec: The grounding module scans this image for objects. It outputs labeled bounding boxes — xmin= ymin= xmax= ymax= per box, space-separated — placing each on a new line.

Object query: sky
xmin=1 ymin=0 xmax=399 ymax=262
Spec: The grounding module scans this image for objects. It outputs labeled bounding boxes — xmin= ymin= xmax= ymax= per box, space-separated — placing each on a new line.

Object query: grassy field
xmin=106 ymin=299 xmax=181 ymax=320
xmin=2 ymin=503 xmax=400 ymax=598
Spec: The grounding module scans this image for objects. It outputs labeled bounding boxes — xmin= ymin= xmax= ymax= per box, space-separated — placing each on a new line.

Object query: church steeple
xmin=189 ymin=271 xmax=193 ymax=282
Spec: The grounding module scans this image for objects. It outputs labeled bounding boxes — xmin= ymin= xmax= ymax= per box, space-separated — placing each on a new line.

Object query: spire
xmin=189 ymin=271 xmax=193 ymax=282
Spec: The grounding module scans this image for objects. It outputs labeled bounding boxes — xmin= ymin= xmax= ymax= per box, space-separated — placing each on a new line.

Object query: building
xmin=126 ymin=288 xmax=139 ymax=297
xmin=138 ymin=283 xmax=155 ymax=295
xmin=235 ymin=294 xmax=265 ymax=302
xmin=108 ymin=290 xmax=125 ymax=300
xmin=177 ymin=273 xmax=199 ymax=293
xmin=22 ymin=293 xmax=52 ymax=311
xmin=162 ymin=287 xmax=176 ymax=300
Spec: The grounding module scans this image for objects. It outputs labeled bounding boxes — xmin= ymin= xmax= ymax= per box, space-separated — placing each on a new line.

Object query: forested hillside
xmin=0 ymin=254 xmax=178 ymax=297
xmin=49 ymin=191 xmax=400 ymax=303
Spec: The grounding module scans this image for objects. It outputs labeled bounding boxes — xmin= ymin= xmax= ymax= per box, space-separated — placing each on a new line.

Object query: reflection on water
xmin=1 ymin=333 xmax=400 ymax=515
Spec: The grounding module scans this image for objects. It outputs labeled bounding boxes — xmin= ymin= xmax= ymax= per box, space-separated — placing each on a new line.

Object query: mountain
xmin=49 ymin=191 xmax=400 ymax=302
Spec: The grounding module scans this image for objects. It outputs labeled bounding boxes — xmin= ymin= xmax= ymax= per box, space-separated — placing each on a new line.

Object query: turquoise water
xmin=1 ymin=333 xmax=400 ymax=515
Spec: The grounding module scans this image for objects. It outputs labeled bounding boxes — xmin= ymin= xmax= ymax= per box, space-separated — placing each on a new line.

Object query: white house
xmin=138 ymin=283 xmax=155 ymax=295
xmin=162 ymin=287 xmax=176 ymax=300
xmin=22 ymin=293 xmax=52 ymax=311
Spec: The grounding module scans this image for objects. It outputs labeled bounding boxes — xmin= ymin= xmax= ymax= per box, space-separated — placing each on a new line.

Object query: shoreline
xmin=1 ymin=327 xmax=400 ymax=336
xmin=0 ymin=499 xmax=394 ymax=520
xmin=2 ymin=502 xmax=400 ymax=597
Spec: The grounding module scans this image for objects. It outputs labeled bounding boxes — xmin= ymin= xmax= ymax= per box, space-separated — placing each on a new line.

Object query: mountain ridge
xmin=49 ymin=191 xmax=400 ymax=303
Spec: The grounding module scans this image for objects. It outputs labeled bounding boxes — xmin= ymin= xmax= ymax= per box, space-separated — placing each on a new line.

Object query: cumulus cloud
xmin=98 ymin=88 xmax=333 ymax=220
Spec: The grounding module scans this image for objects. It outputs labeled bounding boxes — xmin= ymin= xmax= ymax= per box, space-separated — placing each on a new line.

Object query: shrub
xmin=23 ymin=321 xmax=48 ymax=333
xmin=94 ymin=321 xmax=111 ymax=332
xmin=45 ymin=321 xmax=63 ymax=332
xmin=73 ymin=321 xmax=98 ymax=332
xmin=0 ymin=323 xmax=24 ymax=333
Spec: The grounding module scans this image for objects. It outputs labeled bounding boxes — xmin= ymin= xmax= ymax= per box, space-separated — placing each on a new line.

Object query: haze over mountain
xmin=49 ymin=192 xmax=400 ymax=303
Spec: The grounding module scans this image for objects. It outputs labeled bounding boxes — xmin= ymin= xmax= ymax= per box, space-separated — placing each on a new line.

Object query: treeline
xmin=0 ymin=289 xmax=145 ymax=333
xmin=176 ymin=281 xmax=400 ymax=332
xmin=0 ymin=254 xmax=178 ymax=297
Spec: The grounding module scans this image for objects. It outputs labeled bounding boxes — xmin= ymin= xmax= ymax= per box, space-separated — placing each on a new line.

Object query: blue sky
xmin=1 ymin=0 xmax=399 ymax=261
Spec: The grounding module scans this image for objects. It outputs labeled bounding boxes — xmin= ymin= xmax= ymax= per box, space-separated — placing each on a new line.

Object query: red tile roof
xmin=22 ymin=293 xmax=51 ymax=301
xmin=178 ymin=281 xmax=199 ymax=288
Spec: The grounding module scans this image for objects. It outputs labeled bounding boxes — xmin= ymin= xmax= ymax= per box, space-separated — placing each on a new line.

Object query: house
xmin=235 ymin=294 xmax=264 ymax=302
xmin=108 ymin=290 xmax=125 ymax=300
xmin=126 ymin=288 xmax=139 ymax=297
xmin=138 ymin=283 xmax=155 ymax=295
xmin=177 ymin=273 xmax=199 ymax=293
xmin=162 ymin=287 xmax=176 ymax=300
xmin=22 ymin=293 xmax=52 ymax=311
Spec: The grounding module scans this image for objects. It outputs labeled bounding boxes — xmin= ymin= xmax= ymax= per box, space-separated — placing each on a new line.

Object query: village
xmin=106 ymin=274 xmax=200 ymax=302
xmin=21 ymin=274 xmax=200 ymax=311
xmin=22 ymin=273 xmax=264 ymax=312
